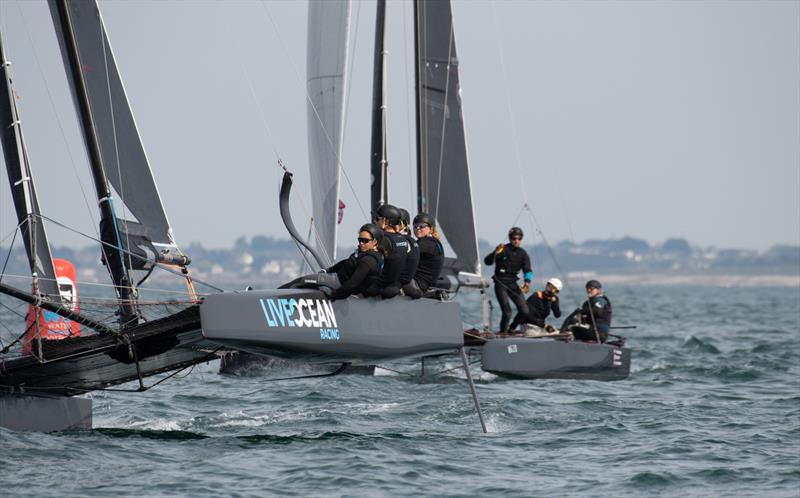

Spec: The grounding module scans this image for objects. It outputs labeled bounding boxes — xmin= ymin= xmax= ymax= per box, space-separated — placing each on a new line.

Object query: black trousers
xmin=494 ymin=279 xmax=529 ymax=333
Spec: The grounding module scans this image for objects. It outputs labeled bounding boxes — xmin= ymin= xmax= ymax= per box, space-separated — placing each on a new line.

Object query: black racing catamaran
xmin=0 ymin=0 xmax=220 ymax=432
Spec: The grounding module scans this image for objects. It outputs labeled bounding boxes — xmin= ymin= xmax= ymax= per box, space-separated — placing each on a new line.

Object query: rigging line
xmin=523 ymin=205 xmax=580 ymax=308
xmin=35 ymin=214 xmax=225 ymax=292
xmin=14 ymin=3 xmax=99 ymax=236
xmin=0 ymin=226 xmax=19 ymax=288
xmin=432 ymin=13 xmax=456 ymax=221
xmin=257 ymin=0 xmax=368 ymax=221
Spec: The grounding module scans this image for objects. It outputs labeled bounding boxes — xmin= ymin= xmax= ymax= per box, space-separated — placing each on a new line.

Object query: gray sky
xmin=1 ymin=0 xmax=798 ymax=253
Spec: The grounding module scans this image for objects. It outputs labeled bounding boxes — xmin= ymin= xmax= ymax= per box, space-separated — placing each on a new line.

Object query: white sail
xmin=306 ymin=0 xmax=351 ymax=264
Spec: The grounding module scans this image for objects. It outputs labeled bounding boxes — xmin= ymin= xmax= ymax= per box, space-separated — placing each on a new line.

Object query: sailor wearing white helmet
xmin=509 ymin=277 xmax=563 ymax=332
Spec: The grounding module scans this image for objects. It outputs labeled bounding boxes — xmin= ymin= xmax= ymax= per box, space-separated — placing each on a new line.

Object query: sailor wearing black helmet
xmin=484 ymin=227 xmax=533 ymax=333
xmin=326 ymin=224 xmax=385 ymax=300
xmin=397 ymin=208 xmax=420 ymax=291
xmin=369 ymin=204 xmax=409 ymax=298
xmin=403 ymin=212 xmax=445 ymax=298
xmin=562 ymin=280 xmax=613 ymax=342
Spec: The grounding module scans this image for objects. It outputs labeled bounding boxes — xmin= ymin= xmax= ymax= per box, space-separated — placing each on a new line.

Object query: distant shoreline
xmin=565 ymin=272 xmax=800 ymax=287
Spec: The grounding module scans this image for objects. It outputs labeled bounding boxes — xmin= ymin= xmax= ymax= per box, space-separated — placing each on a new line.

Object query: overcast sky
xmin=1 ymin=0 xmax=798 ymax=253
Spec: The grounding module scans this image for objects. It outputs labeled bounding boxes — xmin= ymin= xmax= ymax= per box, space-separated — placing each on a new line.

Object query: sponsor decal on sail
xmin=258 ymin=298 xmax=340 ymax=341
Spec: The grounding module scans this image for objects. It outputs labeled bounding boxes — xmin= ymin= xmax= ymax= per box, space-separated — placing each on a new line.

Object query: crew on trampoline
xmin=325 ymin=224 xmax=385 ymax=300
xmin=484 ymin=227 xmax=532 ymax=334
xmin=369 ymin=204 xmax=409 ymax=298
xmin=403 ymin=212 xmax=445 ymax=299
xmin=397 ymin=208 xmax=420 ymax=295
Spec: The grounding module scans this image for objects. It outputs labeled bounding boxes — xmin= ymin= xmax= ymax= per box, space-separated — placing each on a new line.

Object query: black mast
xmin=51 ymin=0 xmax=137 ymax=327
xmin=370 ymin=0 xmax=388 ymax=217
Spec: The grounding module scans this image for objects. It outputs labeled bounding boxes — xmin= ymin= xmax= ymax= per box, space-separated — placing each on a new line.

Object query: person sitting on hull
xmin=509 ymin=277 xmax=563 ymax=333
xmin=368 ymin=204 xmax=409 ymax=298
xmin=484 ymin=227 xmax=533 ymax=334
xmin=402 ymin=212 xmax=445 ymax=299
xmin=325 ymin=224 xmax=385 ymax=300
xmin=562 ymin=279 xmax=613 ymax=343
xmin=397 ymin=208 xmax=420 ymax=295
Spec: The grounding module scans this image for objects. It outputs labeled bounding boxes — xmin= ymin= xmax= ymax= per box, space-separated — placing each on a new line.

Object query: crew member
xmin=370 ymin=204 xmax=408 ymax=298
xmin=403 ymin=212 xmax=444 ymax=298
xmin=509 ymin=277 xmax=563 ymax=331
xmin=398 ymin=208 xmax=420 ymax=291
xmin=564 ymin=279 xmax=613 ymax=342
xmin=326 ymin=224 xmax=384 ymax=300
xmin=484 ymin=227 xmax=532 ymax=333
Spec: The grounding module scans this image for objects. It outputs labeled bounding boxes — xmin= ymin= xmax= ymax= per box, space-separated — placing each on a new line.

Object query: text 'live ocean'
xmin=259 ymin=298 xmax=340 ymax=340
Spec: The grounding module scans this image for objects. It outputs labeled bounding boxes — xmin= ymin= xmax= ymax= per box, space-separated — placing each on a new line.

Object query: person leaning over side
xmin=402 ymin=212 xmax=445 ymax=299
xmin=397 ymin=208 xmax=420 ymax=294
xmin=483 ymin=227 xmax=532 ymax=334
xmin=509 ymin=277 xmax=563 ymax=332
xmin=369 ymin=204 xmax=409 ymax=298
xmin=326 ymin=224 xmax=385 ymax=300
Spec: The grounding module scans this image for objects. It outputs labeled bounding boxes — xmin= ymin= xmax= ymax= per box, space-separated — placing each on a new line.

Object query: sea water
xmin=1 ymin=285 xmax=798 ymax=497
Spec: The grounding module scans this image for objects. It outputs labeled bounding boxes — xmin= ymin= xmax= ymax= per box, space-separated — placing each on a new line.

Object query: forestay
xmin=306 ymin=0 xmax=351 ymax=264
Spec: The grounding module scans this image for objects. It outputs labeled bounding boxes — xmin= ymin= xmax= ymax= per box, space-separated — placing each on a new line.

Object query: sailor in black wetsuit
xmin=509 ymin=277 xmax=563 ymax=331
xmin=369 ymin=204 xmax=409 ymax=298
xmin=326 ymin=224 xmax=384 ymax=300
xmin=403 ymin=212 xmax=444 ymax=299
xmin=484 ymin=227 xmax=532 ymax=334
xmin=397 ymin=208 xmax=420 ymax=294
xmin=563 ymin=279 xmax=613 ymax=342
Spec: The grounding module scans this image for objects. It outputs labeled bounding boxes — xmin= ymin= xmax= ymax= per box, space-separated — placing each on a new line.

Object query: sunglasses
xmin=357 ymin=237 xmax=373 ymax=244
xmin=414 ymin=224 xmax=430 ymax=230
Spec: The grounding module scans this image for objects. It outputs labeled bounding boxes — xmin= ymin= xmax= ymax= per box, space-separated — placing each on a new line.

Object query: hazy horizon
xmin=1 ymin=1 xmax=798 ymax=253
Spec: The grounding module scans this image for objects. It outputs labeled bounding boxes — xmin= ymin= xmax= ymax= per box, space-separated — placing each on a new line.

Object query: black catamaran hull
xmin=479 ymin=338 xmax=631 ymax=381
xmin=201 ymin=290 xmax=464 ymax=364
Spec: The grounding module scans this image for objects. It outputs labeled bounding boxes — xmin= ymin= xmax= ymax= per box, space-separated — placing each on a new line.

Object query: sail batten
xmin=306 ymin=0 xmax=351 ymax=264
xmin=414 ymin=0 xmax=480 ymax=275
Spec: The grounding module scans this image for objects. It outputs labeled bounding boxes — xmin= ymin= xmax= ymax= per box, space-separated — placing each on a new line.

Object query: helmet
xmin=399 ymin=208 xmax=411 ymax=227
xmin=585 ymin=279 xmax=602 ymax=290
xmin=546 ymin=277 xmax=563 ymax=292
xmin=359 ymin=223 xmax=384 ymax=242
xmin=375 ymin=204 xmax=402 ymax=225
xmin=508 ymin=227 xmax=524 ymax=239
xmin=413 ymin=212 xmax=436 ymax=228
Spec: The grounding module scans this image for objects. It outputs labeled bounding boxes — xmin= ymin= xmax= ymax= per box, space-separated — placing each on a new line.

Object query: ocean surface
xmin=1 ymin=284 xmax=799 ymax=497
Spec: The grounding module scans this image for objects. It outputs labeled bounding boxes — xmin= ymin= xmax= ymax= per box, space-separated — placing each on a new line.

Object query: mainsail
xmin=414 ymin=0 xmax=480 ymax=275
xmin=47 ymin=0 xmax=185 ymax=267
xmin=306 ymin=0 xmax=351 ymax=264
xmin=0 ymin=35 xmax=60 ymax=298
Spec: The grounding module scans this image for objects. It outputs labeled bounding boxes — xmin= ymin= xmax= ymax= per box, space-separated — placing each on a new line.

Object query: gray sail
xmin=414 ymin=0 xmax=480 ymax=275
xmin=306 ymin=0 xmax=351 ymax=264
xmin=0 ymin=35 xmax=60 ymax=297
xmin=47 ymin=0 xmax=179 ymax=254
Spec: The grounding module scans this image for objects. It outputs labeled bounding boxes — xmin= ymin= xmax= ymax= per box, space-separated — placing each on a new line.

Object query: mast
xmin=0 ymin=35 xmax=61 ymax=298
xmin=413 ymin=0 xmax=423 ymax=214
xmin=369 ymin=0 xmax=389 ymax=216
xmin=50 ymin=0 xmax=138 ymax=327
